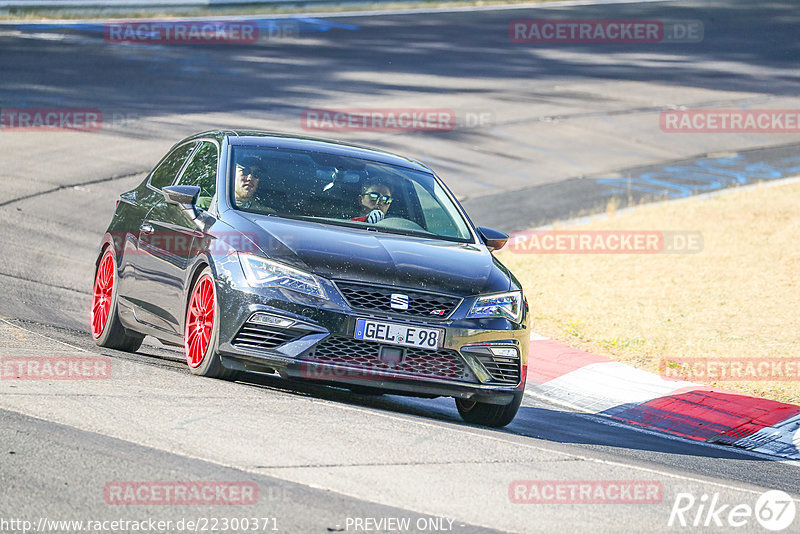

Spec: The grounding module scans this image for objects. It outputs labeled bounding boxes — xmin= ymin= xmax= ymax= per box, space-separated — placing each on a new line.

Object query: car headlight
xmin=237 ymin=252 xmax=327 ymax=299
xmin=467 ymin=291 xmax=523 ymax=322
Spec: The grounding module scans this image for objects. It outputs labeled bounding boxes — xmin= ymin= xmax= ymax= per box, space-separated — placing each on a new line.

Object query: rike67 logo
xmin=668 ymin=490 xmax=796 ymax=531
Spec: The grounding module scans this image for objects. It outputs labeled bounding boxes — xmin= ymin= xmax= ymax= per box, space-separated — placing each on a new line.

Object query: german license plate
xmin=354 ymin=318 xmax=442 ymax=350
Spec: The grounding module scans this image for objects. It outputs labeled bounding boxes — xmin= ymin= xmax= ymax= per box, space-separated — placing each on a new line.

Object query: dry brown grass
xmin=498 ymin=179 xmax=800 ymax=404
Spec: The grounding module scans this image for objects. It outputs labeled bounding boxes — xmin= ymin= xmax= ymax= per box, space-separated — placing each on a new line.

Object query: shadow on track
xmin=2 ymin=0 xmax=798 ymax=131
xmin=233 ymin=367 xmax=768 ymax=461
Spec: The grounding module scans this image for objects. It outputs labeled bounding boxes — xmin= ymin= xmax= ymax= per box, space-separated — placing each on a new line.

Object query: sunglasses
xmin=363 ymin=192 xmax=393 ymax=204
xmin=237 ymin=165 xmax=262 ymax=177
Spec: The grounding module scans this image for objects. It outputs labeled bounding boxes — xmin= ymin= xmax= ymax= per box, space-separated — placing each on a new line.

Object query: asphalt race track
xmin=1 ymin=0 xmax=799 ymax=532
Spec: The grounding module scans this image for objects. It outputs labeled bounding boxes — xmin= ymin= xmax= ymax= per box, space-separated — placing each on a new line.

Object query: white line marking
xmin=319 ymin=400 xmax=800 ymax=498
xmin=0 ymin=318 xmax=89 ymax=353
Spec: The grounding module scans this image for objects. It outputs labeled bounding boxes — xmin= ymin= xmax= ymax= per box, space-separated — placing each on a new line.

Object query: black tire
xmin=91 ymin=247 xmax=144 ymax=352
xmin=455 ymin=391 xmax=524 ymax=428
xmin=184 ymin=267 xmax=237 ymax=381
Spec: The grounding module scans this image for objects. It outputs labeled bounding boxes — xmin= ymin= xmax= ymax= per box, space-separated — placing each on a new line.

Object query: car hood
xmin=228 ymin=214 xmax=512 ymax=296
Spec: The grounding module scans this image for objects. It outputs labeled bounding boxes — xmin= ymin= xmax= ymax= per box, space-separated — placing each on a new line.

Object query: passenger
xmin=352 ymin=182 xmax=392 ymax=223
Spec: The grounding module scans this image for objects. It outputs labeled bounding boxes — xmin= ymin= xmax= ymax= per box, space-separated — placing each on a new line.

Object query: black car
xmin=91 ymin=131 xmax=529 ymax=426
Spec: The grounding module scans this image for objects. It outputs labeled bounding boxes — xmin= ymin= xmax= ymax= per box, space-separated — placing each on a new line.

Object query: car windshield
xmin=229 ymin=146 xmax=473 ymax=242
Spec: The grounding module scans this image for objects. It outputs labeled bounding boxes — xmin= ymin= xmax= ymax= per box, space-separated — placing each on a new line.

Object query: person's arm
xmin=351 ymin=210 xmax=384 ymax=223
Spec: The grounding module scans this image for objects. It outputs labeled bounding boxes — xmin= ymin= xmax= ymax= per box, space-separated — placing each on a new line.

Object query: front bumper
xmin=213 ymin=258 xmax=528 ymax=403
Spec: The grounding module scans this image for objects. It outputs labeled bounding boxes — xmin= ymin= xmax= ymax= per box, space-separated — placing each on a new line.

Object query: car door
xmin=117 ymin=141 xmax=197 ymax=315
xmin=134 ymin=140 xmax=219 ymax=338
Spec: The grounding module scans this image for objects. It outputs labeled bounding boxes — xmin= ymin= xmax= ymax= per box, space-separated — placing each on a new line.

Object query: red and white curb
xmin=525 ymin=333 xmax=800 ymax=460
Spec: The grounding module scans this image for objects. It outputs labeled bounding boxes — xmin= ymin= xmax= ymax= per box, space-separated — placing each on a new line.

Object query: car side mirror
xmin=163 ymin=185 xmax=201 ymax=218
xmin=477 ymin=226 xmax=509 ymax=251
xmin=163 ymin=185 xmax=200 ymax=207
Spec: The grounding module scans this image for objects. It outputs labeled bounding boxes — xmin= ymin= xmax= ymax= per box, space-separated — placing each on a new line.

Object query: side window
xmin=176 ymin=141 xmax=218 ymax=210
xmin=149 ymin=142 xmax=197 ymax=190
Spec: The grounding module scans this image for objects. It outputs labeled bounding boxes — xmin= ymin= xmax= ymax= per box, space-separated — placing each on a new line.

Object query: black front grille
xmin=473 ymin=353 xmax=520 ymax=385
xmin=303 ymin=336 xmax=474 ymax=381
xmin=232 ymin=321 xmax=305 ymax=351
xmin=335 ymin=282 xmax=461 ymax=318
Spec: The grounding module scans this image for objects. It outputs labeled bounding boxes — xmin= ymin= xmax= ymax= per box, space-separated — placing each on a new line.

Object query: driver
xmin=352 ymin=182 xmax=392 ymax=223
xmin=233 ymin=156 xmax=265 ymax=209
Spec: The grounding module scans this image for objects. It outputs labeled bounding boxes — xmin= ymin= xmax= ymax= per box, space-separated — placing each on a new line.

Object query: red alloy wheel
xmin=91 ymin=250 xmax=115 ymax=339
xmin=185 ymin=274 xmax=215 ymax=368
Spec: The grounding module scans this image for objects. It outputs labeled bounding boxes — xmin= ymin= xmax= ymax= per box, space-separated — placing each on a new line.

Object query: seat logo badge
xmin=390 ymin=294 xmax=409 ymax=311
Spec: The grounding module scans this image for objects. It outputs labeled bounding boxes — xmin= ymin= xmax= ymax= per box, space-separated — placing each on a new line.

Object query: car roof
xmin=183 ymin=130 xmax=433 ymax=173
